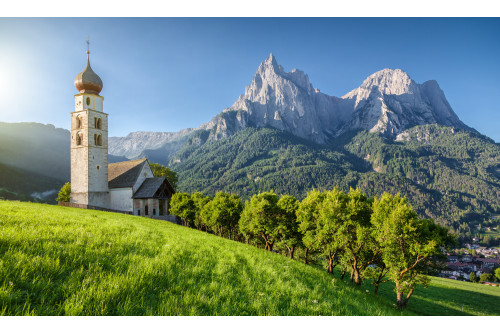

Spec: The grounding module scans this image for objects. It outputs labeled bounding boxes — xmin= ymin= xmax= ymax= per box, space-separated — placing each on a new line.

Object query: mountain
xmin=0 ymin=122 xmax=70 ymax=181
xmin=110 ymin=54 xmax=473 ymax=159
xmin=2 ymin=55 xmax=498 ymax=241
xmin=104 ymin=54 xmax=499 ymax=242
xmin=201 ymin=54 xmax=473 ymax=144
xmin=0 ymin=122 xmax=125 ymax=201
xmin=108 ymin=128 xmax=194 ymax=159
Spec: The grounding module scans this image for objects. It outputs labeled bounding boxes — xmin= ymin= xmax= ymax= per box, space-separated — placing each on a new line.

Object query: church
xmin=68 ymin=47 xmax=175 ymax=217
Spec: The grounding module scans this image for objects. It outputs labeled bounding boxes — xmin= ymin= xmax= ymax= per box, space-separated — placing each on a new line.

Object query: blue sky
xmin=0 ymin=17 xmax=499 ymax=141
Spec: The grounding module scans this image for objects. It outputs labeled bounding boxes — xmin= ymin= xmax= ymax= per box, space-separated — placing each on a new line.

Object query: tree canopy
xmin=150 ymin=162 xmax=178 ymax=190
xmin=56 ymin=182 xmax=71 ymax=202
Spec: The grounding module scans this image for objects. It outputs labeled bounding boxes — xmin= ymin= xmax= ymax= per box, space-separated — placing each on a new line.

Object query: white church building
xmin=67 ymin=47 xmax=175 ymax=217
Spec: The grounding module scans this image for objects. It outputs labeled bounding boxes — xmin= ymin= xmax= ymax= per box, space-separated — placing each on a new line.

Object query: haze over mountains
xmin=109 ymin=54 xmax=474 ymax=159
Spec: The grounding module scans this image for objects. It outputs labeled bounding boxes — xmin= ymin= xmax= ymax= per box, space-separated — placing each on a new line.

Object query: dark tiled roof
xmin=133 ymin=177 xmax=174 ymax=199
xmin=108 ymin=158 xmax=147 ymax=189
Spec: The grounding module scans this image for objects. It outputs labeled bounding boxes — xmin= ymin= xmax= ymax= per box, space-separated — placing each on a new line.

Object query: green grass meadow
xmin=1 ymin=200 xmax=499 ymax=316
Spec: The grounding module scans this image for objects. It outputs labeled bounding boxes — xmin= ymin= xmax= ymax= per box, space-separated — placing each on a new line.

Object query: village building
xmin=67 ymin=45 xmax=174 ymax=217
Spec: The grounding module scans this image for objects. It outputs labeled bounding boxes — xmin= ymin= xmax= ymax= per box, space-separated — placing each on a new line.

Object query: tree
xmin=371 ymin=193 xmax=453 ymax=310
xmin=469 ymin=271 xmax=478 ymax=283
xmin=276 ymin=195 xmax=301 ymax=259
xmin=337 ymin=188 xmax=377 ymax=285
xmin=298 ymin=189 xmax=346 ymax=274
xmin=169 ymin=193 xmax=195 ymax=226
xmin=495 ymin=267 xmax=500 ymax=282
xmin=297 ymin=189 xmax=327 ymax=265
xmin=149 ymin=162 xmax=178 ymax=190
xmin=191 ymin=192 xmax=211 ymax=231
xmin=201 ymin=191 xmax=243 ymax=239
xmin=239 ymin=191 xmax=281 ymax=251
xmin=479 ymin=273 xmax=495 ymax=282
xmin=364 ymin=263 xmax=389 ymax=294
xmin=56 ymin=182 xmax=71 ymax=202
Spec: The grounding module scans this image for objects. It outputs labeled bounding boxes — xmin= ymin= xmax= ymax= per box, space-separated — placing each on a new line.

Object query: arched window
xmin=86 ymin=97 xmax=91 ymax=106
xmin=94 ymin=134 xmax=102 ymax=146
xmin=76 ymin=132 xmax=83 ymax=146
xmin=95 ymin=118 xmax=102 ymax=130
xmin=145 ymin=205 xmax=149 ymax=216
xmin=76 ymin=115 xmax=82 ymax=129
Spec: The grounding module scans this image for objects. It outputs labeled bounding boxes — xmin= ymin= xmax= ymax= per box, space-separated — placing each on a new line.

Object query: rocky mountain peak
xmin=343 ymin=68 xmax=417 ymax=103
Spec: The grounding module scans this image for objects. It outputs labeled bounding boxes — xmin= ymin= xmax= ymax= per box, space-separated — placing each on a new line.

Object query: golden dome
xmin=74 ymin=52 xmax=103 ymax=95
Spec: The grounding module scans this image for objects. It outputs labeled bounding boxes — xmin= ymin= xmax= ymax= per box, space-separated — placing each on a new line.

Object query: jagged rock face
xmin=211 ymin=54 xmax=350 ymax=143
xmin=206 ymin=54 xmax=472 ymax=143
xmin=108 ymin=54 xmax=474 ymax=156
xmin=342 ymin=69 xmax=472 ymax=136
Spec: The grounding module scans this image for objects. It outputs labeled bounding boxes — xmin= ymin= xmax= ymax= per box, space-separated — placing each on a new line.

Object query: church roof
xmin=108 ymin=158 xmax=148 ymax=189
xmin=133 ymin=177 xmax=175 ymax=199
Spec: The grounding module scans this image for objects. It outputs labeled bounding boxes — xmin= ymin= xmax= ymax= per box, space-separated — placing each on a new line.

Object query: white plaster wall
xmin=110 ymin=188 xmax=133 ymax=212
xmin=133 ymin=163 xmax=154 ymax=192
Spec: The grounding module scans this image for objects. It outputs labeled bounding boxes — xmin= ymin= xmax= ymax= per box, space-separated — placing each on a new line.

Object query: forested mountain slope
xmin=172 ymin=124 xmax=500 ymax=240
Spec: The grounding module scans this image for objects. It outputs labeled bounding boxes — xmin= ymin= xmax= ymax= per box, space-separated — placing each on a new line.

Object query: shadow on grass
xmin=360 ymin=277 xmax=500 ymax=316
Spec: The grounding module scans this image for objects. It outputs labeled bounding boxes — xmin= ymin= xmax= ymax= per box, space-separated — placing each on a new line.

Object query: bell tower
xmin=70 ymin=39 xmax=110 ymax=208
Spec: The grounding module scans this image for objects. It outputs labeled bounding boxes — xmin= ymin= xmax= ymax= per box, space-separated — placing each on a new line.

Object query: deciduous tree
xmin=149 ymin=162 xmax=178 ymax=190
xmin=239 ymin=191 xmax=280 ymax=251
xmin=371 ymin=193 xmax=453 ymax=310
xmin=276 ymin=195 xmax=301 ymax=259
xmin=169 ymin=192 xmax=196 ymax=227
xmin=191 ymin=192 xmax=211 ymax=231
xmin=297 ymin=189 xmax=327 ymax=265
xmin=56 ymin=182 xmax=71 ymax=202
xmin=201 ymin=191 xmax=243 ymax=239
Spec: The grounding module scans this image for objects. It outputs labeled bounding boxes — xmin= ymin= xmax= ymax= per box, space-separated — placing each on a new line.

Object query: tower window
xmin=95 ymin=117 xmax=102 ymax=129
xmin=86 ymin=97 xmax=91 ymax=106
xmin=76 ymin=133 xmax=83 ymax=146
xmin=96 ymin=165 xmax=100 ymax=170
xmin=94 ymin=134 xmax=102 ymax=146
xmin=76 ymin=115 xmax=82 ymax=129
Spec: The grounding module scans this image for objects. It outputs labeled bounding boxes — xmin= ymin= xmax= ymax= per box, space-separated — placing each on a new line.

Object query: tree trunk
xmin=289 ymin=246 xmax=295 ymax=259
xmin=395 ymin=282 xmax=405 ymax=310
xmin=352 ymin=257 xmax=361 ymax=285
xmin=340 ymin=270 xmax=346 ymax=280
xmin=374 ymin=267 xmax=385 ymax=295
xmin=327 ymin=250 xmax=334 ymax=274
xmin=353 ymin=269 xmax=361 ymax=285
xmin=304 ymin=248 xmax=309 ymax=265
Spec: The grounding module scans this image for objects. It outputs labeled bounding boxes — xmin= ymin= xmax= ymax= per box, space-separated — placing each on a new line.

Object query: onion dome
xmin=74 ymin=51 xmax=103 ymax=95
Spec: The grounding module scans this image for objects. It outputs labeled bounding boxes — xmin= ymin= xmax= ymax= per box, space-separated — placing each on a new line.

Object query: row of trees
xmin=170 ymin=188 xmax=454 ymax=310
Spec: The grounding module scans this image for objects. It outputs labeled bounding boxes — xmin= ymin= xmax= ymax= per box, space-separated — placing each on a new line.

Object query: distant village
xmin=440 ymin=242 xmax=500 ymax=285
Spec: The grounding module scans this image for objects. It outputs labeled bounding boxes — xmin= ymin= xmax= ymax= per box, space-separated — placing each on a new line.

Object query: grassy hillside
xmin=0 ymin=200 xmax=405 ymax=316
xmin=1 ymin=201 xmax=499 ymax=316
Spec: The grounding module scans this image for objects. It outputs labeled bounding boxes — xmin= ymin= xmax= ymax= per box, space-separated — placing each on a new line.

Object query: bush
xmin=56 ymin=182 xmax=71 ymax=202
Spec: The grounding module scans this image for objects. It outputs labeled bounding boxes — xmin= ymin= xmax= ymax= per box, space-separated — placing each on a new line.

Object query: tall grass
xmin=0 ymin=200 xmax=404 ymax=316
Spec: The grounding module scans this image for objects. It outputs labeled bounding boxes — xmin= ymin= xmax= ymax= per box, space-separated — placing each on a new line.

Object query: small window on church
xmin=97 ymin=165 xmax=100 ymax=170
xmin=153 ymin=209 xmax=156 ymax=215
xmin=96 ymin=118 xmax=102 ymax=130
xmin=94 ymin=134 xmax=102 ymax=146
xmin=86 ymin=97 xmax=91 ymax=106
xmin=76 ymin=133 xmax=83 ymax=146
xmin=76 ymin=116 xmax=82 ymax=129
